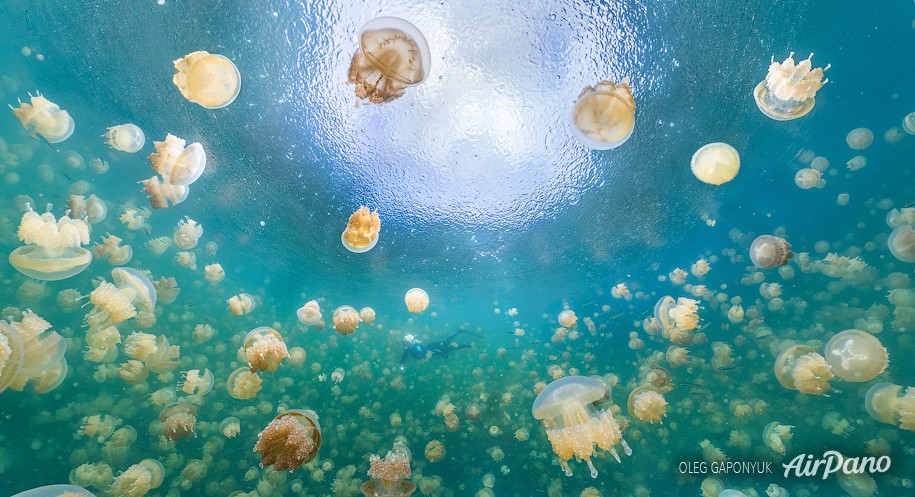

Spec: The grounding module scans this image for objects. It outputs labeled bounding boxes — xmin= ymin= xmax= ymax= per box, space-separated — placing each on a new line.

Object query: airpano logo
xmin=782 ymin=451 xmax=891 ymax=479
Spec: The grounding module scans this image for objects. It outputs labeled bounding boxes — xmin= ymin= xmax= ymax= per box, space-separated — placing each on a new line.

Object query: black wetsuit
xmin=400 ymin=331 xmax=473 ymax=368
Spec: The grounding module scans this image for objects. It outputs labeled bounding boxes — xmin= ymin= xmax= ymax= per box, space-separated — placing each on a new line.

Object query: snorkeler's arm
xmin=399 ymin=349 xmax=410 ymax=369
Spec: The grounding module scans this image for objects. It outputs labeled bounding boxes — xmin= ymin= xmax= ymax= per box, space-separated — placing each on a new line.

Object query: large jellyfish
xmin=753 ymin=53 xmax=829 ymax=121
xmin=173 ymin=51 xmax=241 ymax=109
xmin=0 ymin=311 xmax=68 ymax=394
xmin=823 ymin=329 xmax=888 ymax=382
xmin=341 ymin=206 xmax=381 ymax=253
xmin=690 ymin=142 xmax=740 ymax=185
xmin=84 ymin=268 xmax=157 ymax=328
xmin=348 ymin=17 xmax=431 ymax=104
xmin=9 ymin=203 xmax=91 ymax=281
xmin=887 ymin=225 xmax=915 ymax=263
xmin=532 ymin=375 xmax=631 ymax=478
xmin=103 ymin=124 xmax=145 ymax=153
xmin=865 ymin=382 xmax=915 ymax=431
xmin=244 ymin=326 xmax=289 ymax=373
xmin=254 ymin=409 xmax=322 ymax=471
xmin=361 ymin=437 xmax=416 ymax=497
xmin=749 ymin=235 xmax=793 ymax=269
xmin=11 ymin=485 xmax=96 ymax=497
xmin=9 ymin=93 xmax=75 ymax=143
xmin=774 ymin=345 xmax=833 ymax=395
xmin=570 ymin=79 xmax=635 ymax=150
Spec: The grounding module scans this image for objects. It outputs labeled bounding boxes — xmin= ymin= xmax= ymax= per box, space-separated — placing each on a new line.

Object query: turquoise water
xmin=1 ymin=0 xmax=915 ymax=496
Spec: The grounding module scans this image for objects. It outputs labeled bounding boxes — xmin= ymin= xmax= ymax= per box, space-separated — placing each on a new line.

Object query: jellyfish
xmin=823 ymin=329 xmax=888 ymax=382
xmin=173 ymin=217 xmax=203 ymax=249
xmin=404 ymin=288 xmax=429 ymax=313
xmin=864 ymin=382 xmax=915 ymax=431
xmin=227 ymin=367 xmax=262 ymax=399
xmin=148 ymin=135 xmax=206 ymax=186
xmin=837 ymin=470 xmax=877 ymax=497
xmin=228 ymin=293 xmax=255 ymax=315
xmin=333 ymin=305 xmax=361 ymax=335
xmin=360 ymin=307 xmax=376 ymax=324
xmin=627 ymin=386 xmax=667 ymax=424
xmin=762 ymin=422 xmax=793 ymax=455
xmin=749 ymin=235 xmax=793 ymax=269
xmin=9 ymin=203 xmax=92 ymax=281
xmin=104 ymin=124 xmax=145 ymax=153
xmin=244 ymin=326 xmax=289 ymax=373
xmin=822 ymin=412 xmax=854 ymax=437
xmin=140 ymin=176 xmax=189 ymax=209
xmin=179 ymin=368 xmax=214 ymax=396
xmin=753 ymin=52 xmax=829 ymax=121
xmin=424 ymin=440 xmax=444 ymax=463
xmin=904 ymin=112 xmax=915 ymax=135
xmin=794 ymin=168 xmax=823 ymax=189
xmin=532 ymin=375 xmax=631 ymax=478
xmin=341 ymin=206 xmax=381 ymax=253
xmin=68 ymin=194 xmax=107 ymax=224
xmin=690 ymin=143 xmax=740 ymax=185
xmin=557 ymin=310 xmax=578 ymax=328
xmin=219 ymin=417 xmax=241 ymax=438
xmin=109 ymin=459 xmax=164 ymax=497
xmin=80 ymin=414 xmax=121 ymax=443
xmin=887 ymin=224 xmax=915 ymax=263
xmin=0 ymin=310 xmax=68 ymax=394
xmin=348 ymin=17 xmax=431 ymax=104
xmin=846 ymin=156 xmax=867 ymax=171
xmin=254 ymin=409 xmax=322 ymax=471
xmin=297 ymin=300 xmax=323 ymax=326
xmin=94 ymin=235 xmax=133 ymax=266
xmin=361 ymin=438 xmax=416 ymax=497
xmin=11 ymin=485 xmax=97 ymax=497
xmin=570 ymin=79 xmax=635 ymax=150
xmin=160 ymin=402 xmax=197 ymax=441
xmin=846 ymin=127 xmax=874 ymax=150
xmin=774 ymin=345 xmax=833 ymax=395
xmin=9 ymin=93 xmax=75 ymax=143
xmin=204 ymin=262 xmax=225 ymax=282
xmin=173 ymin=51 xmax=241 ymax=108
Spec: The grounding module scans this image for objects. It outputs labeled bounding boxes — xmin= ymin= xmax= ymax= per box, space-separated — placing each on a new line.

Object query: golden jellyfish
xmin=104 ymin=124 xmax=145 ymax=153
xmin=794 ymin=168 xmax=823 ymax=189
xmin=823 ymin=329 xmax=888 ymax=382
xmin=570 ymin=78 xmax=635 ymax=150
xmin=691 ymin=143 xmax=740 ymax=185
xmin=254 ymin=409 xmax=322 ymax=471
xmin=341 ymin=206 xmax=381 ymax=253
xmin=160 ymin=402 xmax=197 ymax=441
xmin=887 ymin=224 xmax=915 ymax=263
xmin=204 ymin=262 xmax=225 ymax=282
xmin=531 ymin=375 xmax=631 ymax=478
xmin=822 ymin=412 xmax=854 ymax=437
xmin=109 ymin=459 xmax=164 ymax=497
xmin=361 ymin=438 xmax=416 ymax=497
xmin=220 ymin=417 xmax=241 ymax=438
xmin=775 ymin=345 xmax=833 ymax=395
xmin=348 ymin=17 xmax=431 ymax=104
xmin=179 ymin=368 xmax=214 ymax=396
xmin=753 ymin=52 xmax=829 ymax=121
xmin=762 ymin=421 xmax=793 ymax=455
xmin=904 ymin=112 xmax=915 ymax=135
xmin=228 ymin=293 xmax=256 ymax=315
xmin=424 ymin=440 xmax=444 ymax=463
xmin=0 ymin=310 xmax=68 ymax=394
xmin=173 ymin=217 xmax=203 ymax=249
xmin=404 ymin=288 xmax=429 ymax=313
xmin=94 ymin=235 xmax=132 ymax=266
xmin=557 ymin=309 xmax=578 ymax=328
xmin=227 ymin=367 xmax=262 ymax=399
xmin=68 ymin=194 xmax=107 ymax=225
xmin=244 ymin=326 xmax=289 ymax=373
xmin=749 ymin=235 xmax=793 ymax=269
xmin=864 ymin=382 xmax=915 ymax=431
xmin=173 ymin=51 xmax=241 ymax=109
xmin=359 ymin=307 xmax=376 ymax=324
xmin=846 ymin=127 xmax=874 ymax=150
xmin=12 ymin=485 xmax=97 ymax=497
xmin=333 ymin=305 xmax=361 ymax=335
xmin=297 ymin=300 xmax=322 ymax=326
xmin=9 ymin=93 xmax=75 ymax=143
xmin=149 ymin=134 xmax=206 ymax=186
xmin=9 ymin=203 xmax=91 ymax=281
xmin=140 ymin=176 xmax=188 ymax=209
xmin=627 ymin=386 xmax=667 ymax=424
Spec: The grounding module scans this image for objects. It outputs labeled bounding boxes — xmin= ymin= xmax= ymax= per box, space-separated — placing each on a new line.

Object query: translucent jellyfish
xmin=404 ymin=288 xmax=429 ymax=313
xmin=557 ymin=310 xmax=578 ymax=328
xmin=749 ymin=235 xmax=793 ymax=269
xmin=68 ymin=194 xmax=107 ymax=224
xmin=823 ymin=329 xmax=888 ymax=382
xmin=9 ymin=93 xmax=75 ymax=143
xmin=904 ymin=112 xmax=915 ymax=135
xmin=837 ymin=470 xmax=877 ymax=497
xmin=532 ymin=375 xmax=631 ymax=478
xmin=80 ymin=414 xmax=121 ymax=443
xmin=104 ymin=124 xmax=145 ymax=153
xmin=691 ymin=143 xmax=740 ymax=185
xmin=794 ymin=168 xmax=824 ymax=189
xmin=864 ymin=382 xmax=915 ymax=431
xmin=774 ymin=345 xmax=833 ymax=395
xmin=140 ymin=176 xmax=188 ymax=209
xmin=173 ymin=51 xmax=241 ymax=109
xmin=570 ymin=78 xmax=635 ymax=150
xmin=359 ymin=307 xmax=376 ymax=324
xmin=341 ymin=206 xmax=381 ymax=253
xmin=361 ymin=438 xmax=415 ymax=497
xmin=887 ymin=225 xmax=915 ymax=263
xmin=822 ymin=412 xmax=854 ymax=437
xmin=219 ymin=417 xmax=241 ymax=438
xmin=627 ymin=386 xmax=667 ymax=424
xmin=333 ymin=305 xmax=361 ymax=335
xmin=846 ymin=156 xmax=867 ymax=171
xmin=179 ymin=368 xmax=214 ymax=396
xmin=228 ymin=293 xmax=255 ymax=315
xmin=0 ymin=311 xmax=68 ymax=394
xmin=173 ymin=217 xmax=203 ymax=249
xmin=348 ymin=17 xmax=431 ymax=104
xmin=846 ymin=127 xmax=874 ymax=150
xmin=11 ymin=485 xmax=97 ymax=497
xmin=204 ymin=262 xmax=225 ymax=282
xmin=94 ymin=235 xmax=133 ymax=266
xmin=297 ymin=300 xmax=323 ymax=325
xmin=160 ymin=402 xmax=197 ymax=440
xmin=424 ymin=440 xmax=444 ymax=463
xmin=762 ymin=421 xmax=793 ymax=455
xmin=9 ymin=204 xmax=91 ymax=281
xmin=109 ymin=459 xmax=164 ymax=497
xmin=753 ymin=52 xmax=829 ymax=121
xmin=244 ymin=326 xmax=289 ymax=373
xmin=152 ymin=277 xmax=180 ymax=305
xmin=226 ymin=367 xmax=262 ymax=399
xmin=148 ymin=134 xmax=206 ymax=186
xmin=254 ymin=409 xmax=322 ymax=471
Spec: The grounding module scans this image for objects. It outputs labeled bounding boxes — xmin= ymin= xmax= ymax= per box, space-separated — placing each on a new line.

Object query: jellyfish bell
xmin=149 ymin=135 xmax=207 ymax=186
xmin=9 ymin=205 xmax=92 ymax=281
xmin=111 ymin=267 xmax=157 ymax=313
xmin=749 ymin=235 xmax=793 ymax=269
xmin=297 ymin=300 xmax=323 ymax=326
xmin=333 ymin=305 xmax=361 ymax=335
xmin=341 ymin=207 xmax=381 ymax=253
xmin=570 ymin=79 xmax=635 ymax=150
xmin=753 ymin=52 xmax=829 ymax=121
xmin=904 ymin=112 xmax=915 ymax=135
xmin=887 ymin=224 xmax=915 ymax=263
xmin=254 ymin=409 xmax=322 ymax=471
xmin=173 ymin=51 xmax=241 ymax=109
xmin=690 ymin=142 xmax=740 ymax=185
xmin=846 ymin=127 xmax=874 ymax=150
xmin=774 ymin=345 xmax=833 ymax=395
xmin=404 ymin=288 xmax=429 ymax=313
xmin=823 ymin=329 xmax=888 ymax=382
xmin=348 ymin=17 xmax=431 ymax=104
xmin=11 ymin=485 xmax=97 ymax=497
xmin=9 ymin=93 xmax=75 ymax=143
xmin=103 ymin=124 xmax=145 ymax=153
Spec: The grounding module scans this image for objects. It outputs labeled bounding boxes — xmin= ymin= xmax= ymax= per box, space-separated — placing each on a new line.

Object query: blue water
xmin=1 ymin=0 xmax=914 ymax=496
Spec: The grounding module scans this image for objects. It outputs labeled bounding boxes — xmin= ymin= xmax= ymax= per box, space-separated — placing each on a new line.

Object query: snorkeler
xmin=400 ymin=331 xmax=476 ymax=370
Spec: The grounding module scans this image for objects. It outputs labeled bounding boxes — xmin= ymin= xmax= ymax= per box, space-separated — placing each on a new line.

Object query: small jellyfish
xmin=822 ymin=412 xmax=854 ymax=437
xmin=179 ymin=368 xmax=214 ymax=396
xmin=228 ymin=292 xmax=256 ymax=315
xmin=348 ymin=17 xmax=431 ymax=104
xmin=903 ymin=112 xmax=915 ymax=135
xmin=204 ymin=263 xmax=225 ymax=282
xmin=297 ymin=300 xmax=323 ymax=326
xmin=570 ymin=79 xmax=636 ymax=150
xmin=557 ymin=310 xmax=578 ymax=328
xmin=846 ymin=156 xmax=867 ymax=171
xmin=887 ymin=224 xmax=915 ymax=263
xmin=749 ymin=235 xmax=793 ymax=269
xmin=104 ymin=124 xmax=145 ymax=153
xmin=333 ymin=305 xmax=361 ymax=335
xmin=359 ymin=307 xmax=376 ymax=324
xmin=763 ymin=422 xmax=794 ymax=455
xmin=774 ymin=345 xmax=833 ymax=395
xmin=226 ymin=367 xmax=262 ymax=399
xmin=9 ymin=92 xmax=75 ymax=143
xmin=424 ymin=440 xmax=444 ymax=463
xmin=109 ymin=459 xmax=164 ymax=497
xmin=823 ymin=329 xmax=888 ymax=382
xmin=753 ymin=52 xmax=829 ymax=121
xmin=148 ymin=134 xmax=206 ymax=186
xmin=244 ymin=326 xmax=289 ymax=373
xmin=865 ymin=382 xmax=915 ymax=431
xmin=846 ymin=127 xmax=874 ymax=150
xmin=173 ymin=51 xmax=241 ymax=108
xmin=794 ymin=168 xmax=823 ymax=189
xmin=341 ymin=206 xmax=381 ymax=253
xmin=532 ymin=375 xmax=630 ymax=478
xmin=690 ymin=143 xmax=740 ymax=185
xmin=160 ymin=402 xmax=197 ymax=441
xmin=404 ymin=288 xmax=430 ymax=313
xmin=9 ymin=204 xmax=92 ymax=281
xmin=219 ymin=417 xmax=241 ymax=438
xmin=141 ymin=176 xmax=189 ymax=209
xmin=361 ymin=439 xmax=415 ymax=497
xmin=627 ymin=386 xmax=667 ymax=424
xmin=254 ymin=409 xmax=322 ymax=471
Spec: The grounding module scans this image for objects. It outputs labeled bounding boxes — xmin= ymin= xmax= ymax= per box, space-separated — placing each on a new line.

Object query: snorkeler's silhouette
xmin=399 ymin=331 xmax=476 ymax=369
